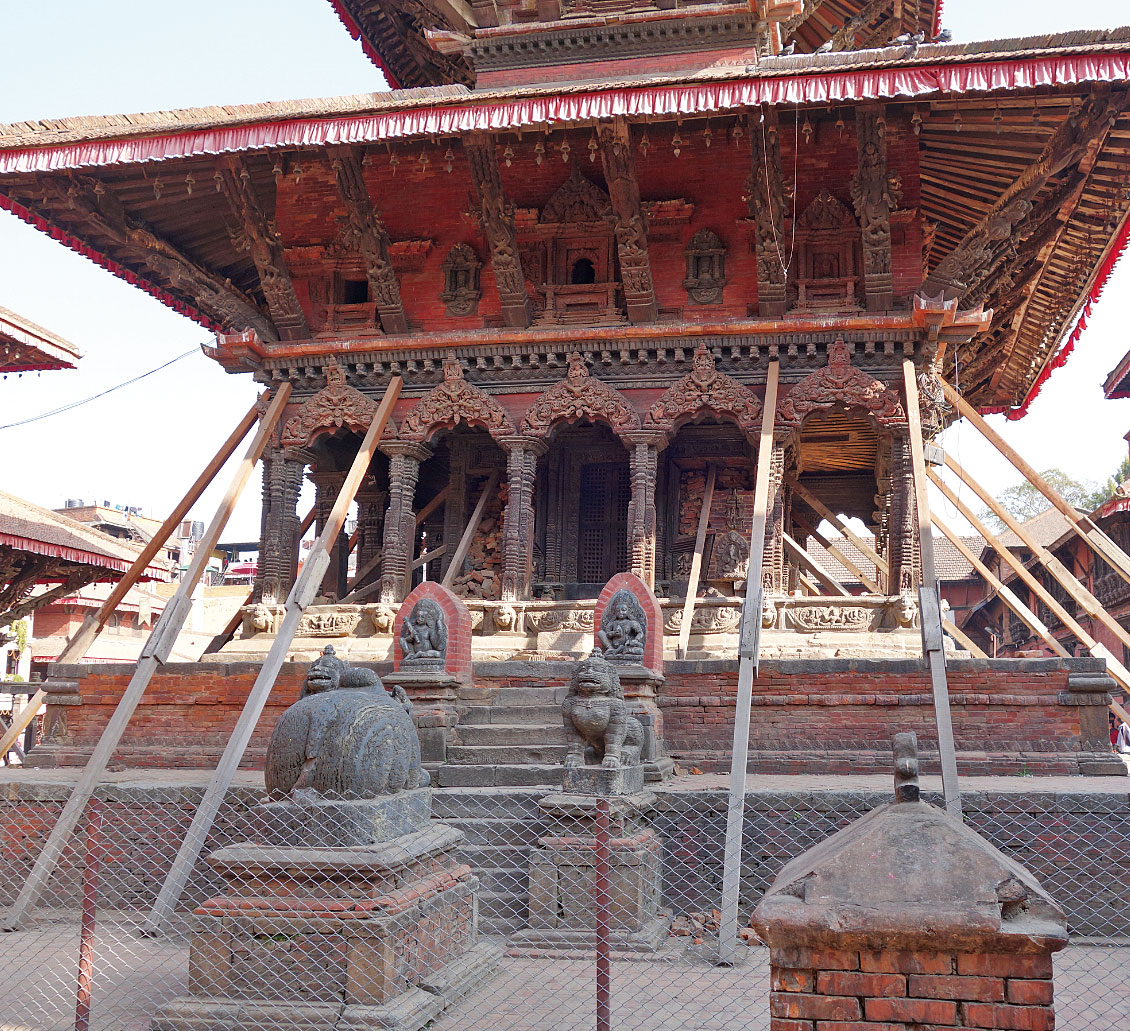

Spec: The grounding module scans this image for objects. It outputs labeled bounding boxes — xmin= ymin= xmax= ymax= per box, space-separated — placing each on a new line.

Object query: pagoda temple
xmin=4 ymin=2 xmax=1130 ymax=776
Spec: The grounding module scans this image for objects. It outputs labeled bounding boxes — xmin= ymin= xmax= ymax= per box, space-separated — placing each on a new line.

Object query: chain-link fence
xmin=1 ymin=777 xmax=1128 ymax=1031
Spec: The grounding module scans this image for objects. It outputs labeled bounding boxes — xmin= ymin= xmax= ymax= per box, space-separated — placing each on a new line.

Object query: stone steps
xmin=430 ymin=763 xmax=563 ymax=787
xmin=458 ymin=704 xmax=564 ymax=725
xmin=447 ymin=743 xmax=570 ymax=765
xmin=453 ymin=723 xmax=570 ymax=746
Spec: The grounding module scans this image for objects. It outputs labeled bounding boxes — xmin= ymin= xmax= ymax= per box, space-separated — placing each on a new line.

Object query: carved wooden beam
xmin=30 ymin=176 xmax=279 ymax=342
xmin=749 ymin=106 xmax=787 ymax=317
xmin=851 ymin=105 xmax=900 ymax=312
xmin=923 ymin=92 xmax=1122 ymax=301
xmin=216 ymin=156 xmax=310 ymax=341
xmin=598 ymin=119 xmax=658 ymax=324
xmin=328 ymin=146 xmax=409 ymax=335
xmin=830 ymin=0 xmax=891 ymax=50
xmin=782 ymin=0 xmax=828 ymax=37
xmin=465 ymin=133 xmax=532 ymax=329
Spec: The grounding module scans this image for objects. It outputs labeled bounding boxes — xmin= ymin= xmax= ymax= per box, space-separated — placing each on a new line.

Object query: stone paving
xmin=0 ymin=921 xmax=1126 ymax=1031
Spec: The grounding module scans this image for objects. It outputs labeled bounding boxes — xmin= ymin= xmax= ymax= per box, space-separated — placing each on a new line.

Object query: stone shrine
xmin=152 ymin=649 xmax=498 ymax=1031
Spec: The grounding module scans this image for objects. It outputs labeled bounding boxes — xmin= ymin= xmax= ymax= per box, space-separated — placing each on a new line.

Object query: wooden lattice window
xmin=577 ymin=462 xmax=630 ymax=583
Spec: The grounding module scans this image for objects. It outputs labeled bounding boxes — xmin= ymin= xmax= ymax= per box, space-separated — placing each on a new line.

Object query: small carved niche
xmin=440 ymin=243 xmax=482 ymax=316
xmin=683 ymin=229 xmax=727 ymax=305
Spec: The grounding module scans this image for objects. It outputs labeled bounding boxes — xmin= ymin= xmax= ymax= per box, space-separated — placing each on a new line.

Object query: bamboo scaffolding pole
xmin=145 ymin=378 xmax=401 ymax=932
xmin=785 ymin=474 xmax=889 ymax=576
xmin=678 ymin=463 xmax=717 ymax=659
xmin=941 ymin=379 xmax=1130 ymax=589
xmin=441 ymin=472 xmax=499 ymax=589
xmin=782 ymin=531 xmax=851 ymax=596
xmin=903 ymin=360 xmax=961 ymax=819
xmin=945 ymin=455 xmax=1130 ymax=659
xmin=791 ymin=512 xmax=881 ymax=593
xmin=3 ymin=384 xmax=292 ymax=931
xmin=717 ymin=360 xmax=778 ymax=966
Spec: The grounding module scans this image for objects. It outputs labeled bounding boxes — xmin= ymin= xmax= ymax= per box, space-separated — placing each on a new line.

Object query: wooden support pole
xmin=3 ymin=385 xmax=292 ymax=931
xmin=943 ymin=618 xmax=988 ymax=659
xmin=0 ymin=689 xmax=45 ymax=762
xmin=342 ymin=551 xmax=384 ymax=599
xmin=441 ymin=472 xmax=500 ymax=589
xmin=414 ymin=485 xmax=451 ymax=529
xmin=145 ymin=378 xmax=402 ymax=933
xmin=412 ymin=544 xmax=447 ymax=572
xmin=930 ymin=514 xmax=1071 ymax=659
xmin=792 ymin=512 xmax=881 ymax=593
xmin=785 ymin=474 xmax=889 ymax=576
xmin=55 ymin=398 xmax=263 ymax=666
xmin=903 ymin=360 xmax=962 ymax=820
xmin=941 ymin=379 xmax=1130 ymax=590
xmin=945 ymin=455 xmax=1130 ymax=659
xmin=717 ymin=361 xmax=778 ymax=966
xmin=782 ymin=531 xmax=851 ymax=597
xmin=677 ymin=463 xmax=717 ymax=659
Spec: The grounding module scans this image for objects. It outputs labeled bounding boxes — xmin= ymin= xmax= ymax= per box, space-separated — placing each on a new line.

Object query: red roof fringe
xmin=934 ymin=1 xmax=944 ymax=40
xmin=978 ymin=211 xmax=1130 ymax=421
xmin=326 ymin=0 xmax=402 ymax=89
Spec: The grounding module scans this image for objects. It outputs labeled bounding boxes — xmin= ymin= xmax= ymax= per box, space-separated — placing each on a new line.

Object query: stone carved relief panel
xmin=399 ymin=597 xmax=448 ymax=670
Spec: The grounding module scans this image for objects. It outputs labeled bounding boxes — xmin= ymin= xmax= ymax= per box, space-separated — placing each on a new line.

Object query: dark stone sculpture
xmin=596 ymin=589 xmax=646 ymax=663
xmin=892 ymin=731 xmax=920 ymax=802
xmin=399 ymin=596 xmax=448 ymax=669
xmin=264 ymin=646 xmax=427 ymax=799
xmin=562 ymin=649 xmax=644 ymax=770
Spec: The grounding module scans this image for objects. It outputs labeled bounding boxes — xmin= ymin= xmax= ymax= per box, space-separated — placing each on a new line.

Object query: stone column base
xmin=383 ymin=671 xmax=463 ymax=763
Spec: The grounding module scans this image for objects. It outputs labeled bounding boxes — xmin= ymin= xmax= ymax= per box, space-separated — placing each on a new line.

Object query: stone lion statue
xmin=265 ymin=645 xmax=428 ymax=800
xmin=562 ymin=649 xmax=644 ymax=770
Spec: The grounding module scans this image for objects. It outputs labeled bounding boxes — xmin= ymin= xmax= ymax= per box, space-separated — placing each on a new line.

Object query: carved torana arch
xmin=281 ymin=361 xmax=392 ymax=448
xmin=644 ymin=344 xmax=761 ymax=441
xmin=520 ymin=352 xmax=641 ymax=439
xmin=777 ymin=339 xmax=905 ymax=431
xmin=401 ymin=357 xmax=514 ymax=442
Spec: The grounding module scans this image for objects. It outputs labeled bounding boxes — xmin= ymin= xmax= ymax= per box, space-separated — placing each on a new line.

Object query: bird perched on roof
xmin=933 ymin=28 xmax=953 ymax=43
xmin=815 ymin=39 xmax=834 ymax=54
xmin=780 ymin=41 xmax=796 ymax=56
xmin=890 ymin=32 xmax=913 ymax=45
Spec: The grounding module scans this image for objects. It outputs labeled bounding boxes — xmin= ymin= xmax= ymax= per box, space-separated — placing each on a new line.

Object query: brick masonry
xmin=29 ymin=656 xmax=1120 ymax=775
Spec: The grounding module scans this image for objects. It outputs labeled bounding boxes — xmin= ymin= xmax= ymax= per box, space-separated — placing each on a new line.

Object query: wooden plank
xmin=412 ymin=544 xmax=447 ymax=572
xmin=0 ymin=689 xmax=45 ymax=761
xmin=3 ymin=384 xmax=292 ymax=931
xmin=55 ymin=398 xmax=262 ymax=665
xmin=941 ymin=378 xmax=1130 ymax=589
xmin=903 ymin=360 xmax=962 ymax=820
xmin=145 ymin=378 xmax=402 ymax=932
xmin=945 ymin=455 xmax=1130 ymax=658
xmin=782 ymin=530 xmax=851 ymax=597
xmin=441 ymin=472 xmax=500 ymax=589
xmin=785 ymin=475 xmax=889 ymax=576
xmin=943 ymin=619 xmax=988 ymax=659
xmin=717 ymin=360 xmax=778 ymax=966
xmin=677 ymin=463 xmax=717 ymax=660
xmin=792 ymin=512 xmax=881 ymax=593
xmin=342 ymin=551 xmax=384 ymax=600
xmin=414 ymin=485 xmax=451 ymax=528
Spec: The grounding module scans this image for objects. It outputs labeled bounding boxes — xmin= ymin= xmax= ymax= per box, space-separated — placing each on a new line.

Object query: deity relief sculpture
xmin=399 ymin=597 xmax=448 ymax=669
xmin=597 ymin=589 xmax=647 ymax=663
xmin=713 ymin=529 xmax=750 ymax=581
xmin=562 ymin=649 xmax=644 ymax=770
xmin=264 ymin=646 xmax=427 ymax=800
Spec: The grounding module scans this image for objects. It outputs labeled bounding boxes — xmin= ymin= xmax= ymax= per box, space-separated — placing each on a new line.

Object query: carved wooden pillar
xmin=354 ymin=476 xmax=386 ymax=593
xmin=465 ymin=134 xmax=532 ymax=328
xmin=851 ymin=105 xmax=900 ymax=312
xmin=253 ymin=446 xmax=309 ymax=605
xmin=599 ymin=119 xmax=658 ymax=323
xmin=499 ymin=435 xmax=547 ymax=601
xmin=887 ymin=433 xmax=921 ymax=594
xmin=308 ymin=468 xmax=349 ymax=599
xmin=762 ymin=436 xmax=790 ymax=591
xmin=750 ymin=106 xmax=787 ymax=318
xmin=378 ymin=441 xmax=431 ymax=604
xmin=624 ymin=431 xmax=665 ymax=590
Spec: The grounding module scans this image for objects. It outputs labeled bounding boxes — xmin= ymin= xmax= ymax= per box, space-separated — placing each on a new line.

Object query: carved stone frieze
xmin=281 ymin=361 xmax=387 ymax=449
xmin=520 ymin=352 xmax=641 ymax=438
xmin=294 ymin=607 xmax=364 ymax=638
xmin=526 ymin=607 xmax=596 ymax=633
xmin=662 ymin=603 xmax=743 ymax=635
xmin=644 ymin=344 xmax=761 ymax=439
xmin=788 ymin=604 xmax=874 ymax=631
xmin=401 ymin=357 xmax=514 ymax=442
xmin=777 ymin=339 xmax=906 ymax=430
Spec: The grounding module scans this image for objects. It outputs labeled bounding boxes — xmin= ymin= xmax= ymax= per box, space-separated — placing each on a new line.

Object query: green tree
xmin=979 ymin=468 xmax=1110 ymax=533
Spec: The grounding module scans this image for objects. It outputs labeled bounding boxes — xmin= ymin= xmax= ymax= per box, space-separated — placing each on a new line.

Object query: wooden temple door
xmin=577 ymin=461 xmax=630 ymax=584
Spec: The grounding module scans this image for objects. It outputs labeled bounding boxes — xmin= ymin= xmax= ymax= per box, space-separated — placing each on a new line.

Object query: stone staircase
xmin=431 ymin=788 xmax=546 ymax=935
xmin=432 ymin=684 xmax=570 ymax=787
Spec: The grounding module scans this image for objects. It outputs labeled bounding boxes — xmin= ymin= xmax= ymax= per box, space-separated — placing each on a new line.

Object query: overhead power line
xmin=0 ymin=346 xmax=199 ymax=431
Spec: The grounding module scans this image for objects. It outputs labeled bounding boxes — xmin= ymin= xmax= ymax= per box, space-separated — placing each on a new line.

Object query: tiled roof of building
xmin=0 ymin=490 xmax=166 ymax=578
xmin=0 ymin=305 xmax=80 ymax=372
xmin=995 ymin=506 xmax=1076 ymax=550
xmin=805 ymin=532 xmax=981 ymax=586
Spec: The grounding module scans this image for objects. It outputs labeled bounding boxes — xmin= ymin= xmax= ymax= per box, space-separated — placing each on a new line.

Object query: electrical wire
xmin=0 ymin=346 xmax=199 ymax=431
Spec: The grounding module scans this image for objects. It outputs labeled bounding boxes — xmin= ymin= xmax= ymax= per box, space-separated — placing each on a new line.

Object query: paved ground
xmin=1 ymin=920 xmax=1126 ymax=1031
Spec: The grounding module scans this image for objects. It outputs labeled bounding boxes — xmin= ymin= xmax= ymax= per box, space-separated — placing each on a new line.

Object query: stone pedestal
xmin=381 ymin=671 xmax=462 ymax=764
xmin=615 ymin=665 xmax=674 ymax=782
xmin=511 ymin=781 xmax=667 ymax=952
xmin=152 ymin=791 xmax=500 ymax=1031
xmin=751 ymin=734 xmax=1067 ymax=1031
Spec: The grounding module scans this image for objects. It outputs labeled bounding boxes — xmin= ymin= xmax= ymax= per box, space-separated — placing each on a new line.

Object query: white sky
xmin=1 ymin=0 xmax=1128 ymax=543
